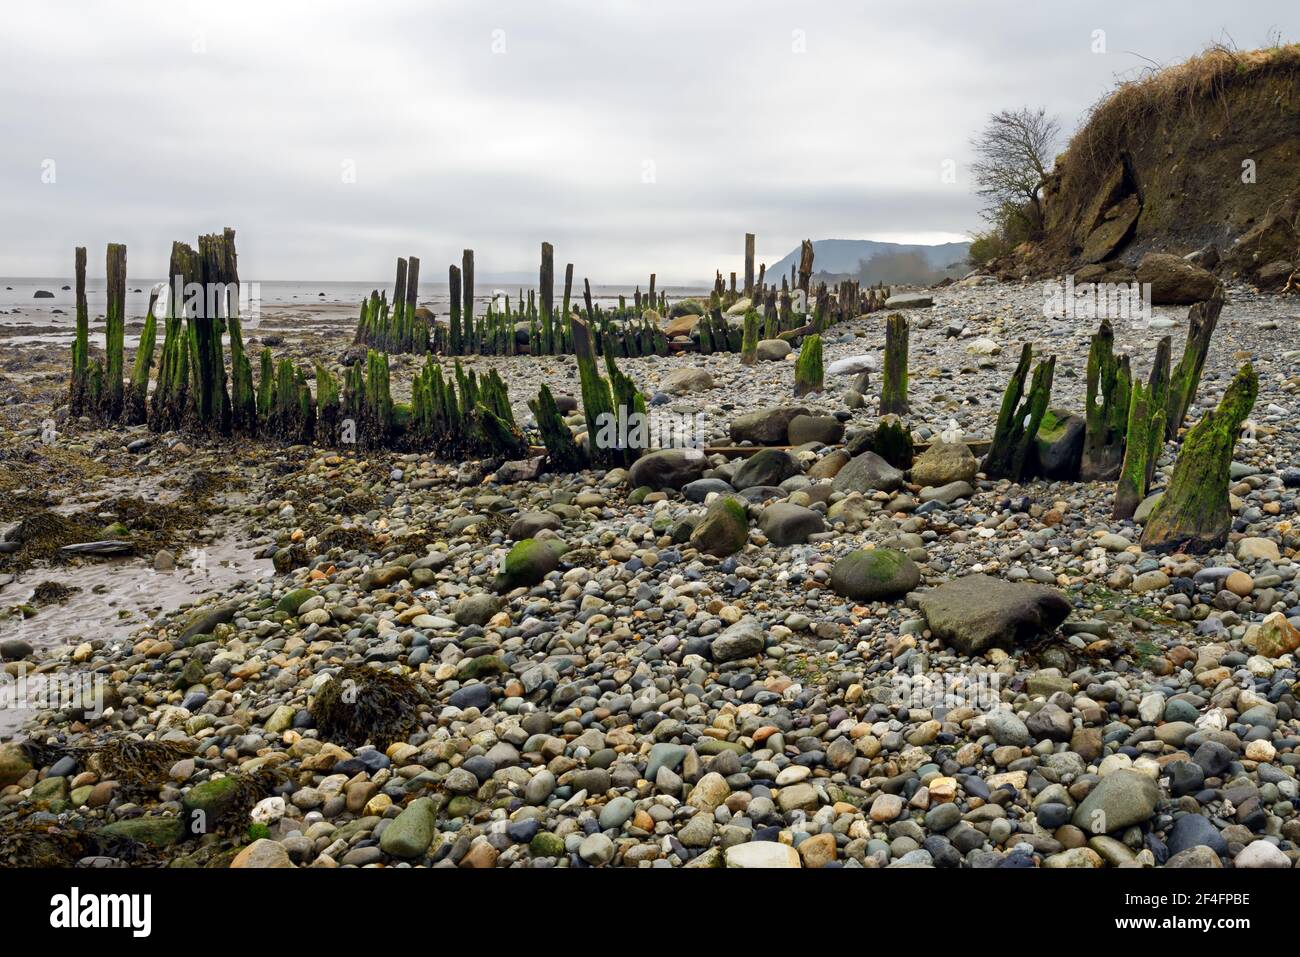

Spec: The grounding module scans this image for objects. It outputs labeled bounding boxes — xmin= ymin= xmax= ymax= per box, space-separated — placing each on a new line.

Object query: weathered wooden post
xmin=100 ymin=242 xmax=127 ymax=423
xmin=405 ymin=255 xmax=421 ymax=351
xmin=880 ymin=313 xmax=909 ymax=415
xmin=740 ymin=309 xmax=759 ymax=365
xmin=540 ymin=241 xmax=554 ymax=354
xmin=1142 ymin=363 xmax=1257 ymax=552
xmin=256 ymin=347 xmax=273 ymax=421
xmin=150 ymin=242 xmax=193 ymax=432
xmin=561 ymin=261 xmax=572 ymax=328
xmin=1081 ymin=319 xmax=1131 ymax=480
xmin=123 ymin=285 xmax=160 ymax=425
xmin=315 ymin=362 xmax=340 ymax=442
xmin=392 ymin=257 xmax=408 ymax=337
xmin=983 ymin=343 xmax=1055 ymax=482
xmin=69 ymin=246 xmax=89 ymax=417
xmin=744 ymin=232 xmax=755 ymax=297
xmin=462 ymin=249 xmax=475 ymax=352
xmin=797 ymin=239 xmax=814 ymax=297
xmin=794 ymin=334 xmax=824 ymax=397
xmin=1113 ymin=391 xmax=1164 ymax=519
xmin=189 ymin=232 xmax=232 ymax=433
xmin=449 ymin=264 xmax=463 ymax=355
xmin=214 ymin=228 xmax=256 ymax=435
xmin=1166 ymin=287 xmax=1224 ymax=439
xmin=529 ymin=383 xmax=586 ymax=472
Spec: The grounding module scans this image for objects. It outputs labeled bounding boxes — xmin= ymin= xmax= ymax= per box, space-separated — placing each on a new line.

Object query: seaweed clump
xmin=23 ymin=738 xmax=194 ymax=799
xmin=309 ymin=664 xmax=427 ymax=749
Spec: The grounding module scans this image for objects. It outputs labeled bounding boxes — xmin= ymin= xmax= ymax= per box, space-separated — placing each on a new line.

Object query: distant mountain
xmin=765 ymin=239 xmax=971 ymax=286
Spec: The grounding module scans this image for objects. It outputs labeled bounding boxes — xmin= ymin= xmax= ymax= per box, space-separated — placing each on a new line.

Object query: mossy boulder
xmin=689 ymin=496 xmax=749 ymax=558
xmin=275 ymin=587 xmax=317 ymax=615
xmin=669 ymin=298 xmax=706 ymax=319
xmin=494 ymin=538 xmax=563 ymax=591
xmin=99 ymin=815 xmax=186 ymax=848
xmin=182 ymin=775 xmax=243 ymax=833
xmin=178 ymin=602 xmax=239 ymax=641
xmin=379 ymin=797 xmax=439 ymax=858
xmin=830 ymin=548 xmax=920 ymax=601
xmin=530 ymin=831 xmax=566 ymax=857
xmin=31 ymin=775 xmax=68 ymax=803
xmin=457 ymin=655 xmax=507 ymax=679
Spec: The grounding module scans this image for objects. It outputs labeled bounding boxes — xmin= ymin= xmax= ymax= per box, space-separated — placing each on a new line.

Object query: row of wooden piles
xmin=354 ymin=246 xmax=672 ymax=359
xmin=353 ymin=235 xmax=890 ymax=361
xmin=65 ymin=232 xmax=652 ymax=469
xmin=68 ymin=231 xmax=254 ymax=436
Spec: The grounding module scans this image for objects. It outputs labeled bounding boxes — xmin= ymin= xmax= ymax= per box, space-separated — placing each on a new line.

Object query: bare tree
xmin=969 ymin=107 xmax=1060 ymax=235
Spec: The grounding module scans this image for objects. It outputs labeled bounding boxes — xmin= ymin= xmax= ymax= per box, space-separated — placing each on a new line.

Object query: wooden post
xmin=1166 ymin=287 xmax=1224 ymax=439
xmin=462 ymin=249 xmax=475 ymax=350
xmin=99 ymin=242 xmax=127 ymax=423
xmin=794 ymin=334 xmax=824 ymax=397
xmin=880 ymin=313 xmax=909 ymax=415
xmin=222 ymin=228 xmax=256 ymax=435
xmin=393 ymin=258 xmax=408 ymax=321
xmin=530 ymin=383 xmax=586 ymax=472
xmin=740 ymin=309 xmax=759 ymax=365
xmin=540 ymin=241 xmax=554 ymax=319
xmin=1081 ymin=319 xmax=1131 ymax=480
xmin=540 ymin=241 xmax=554 ymax=353
xmin=1113 ymin=381 xmax=1167 ymax=520
xmin=744 ymin=232 xmax=755 ymax=297
xmin=1142 ymin=363 xmax=1257 ymax=552
xmin=405 ymin=256 xmax=419 ymax=312
xmin=192 ymin=233 xmax=232 ymax=433
xmin=69 ymin=246 xmax=89 ymax=417
xmin=448 ymin=264 xmax=463 ymax=355
xmin=123 ymin=285 xmax=160 ymax=425
xmin=797 ymin=239 xmax=814 ymax=296
xmin=150 ymin=241 xmax=193 ymax=432
xmin=983 ymin=343 xmax=1055 ymax=481
xmin=405 ymin=255 xmax=421 ymax=351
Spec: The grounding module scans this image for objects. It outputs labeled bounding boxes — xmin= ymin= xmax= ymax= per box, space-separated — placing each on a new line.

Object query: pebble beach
xmin=1 ymin=278 xmax=1299 ymax=870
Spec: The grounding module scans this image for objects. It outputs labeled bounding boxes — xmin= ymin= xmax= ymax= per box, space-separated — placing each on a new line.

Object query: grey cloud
xmin=0 ymin=1 xmax=1292 ymax=282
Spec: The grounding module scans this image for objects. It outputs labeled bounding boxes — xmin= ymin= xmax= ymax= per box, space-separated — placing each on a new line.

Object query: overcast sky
xmin=1 ymin=1 xmax=1293 ymax=283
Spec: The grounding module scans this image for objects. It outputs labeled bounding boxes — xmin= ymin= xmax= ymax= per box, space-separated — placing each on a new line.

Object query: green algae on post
xmin=880 ymin=312 xmax=909 ymax=415
xmin=1141 ymin=362 xmax=1257 ymax=552
xmin=983 ymin=342 xmax=1055 ymax=482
